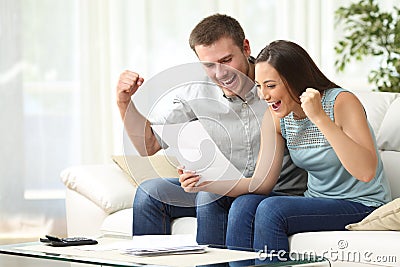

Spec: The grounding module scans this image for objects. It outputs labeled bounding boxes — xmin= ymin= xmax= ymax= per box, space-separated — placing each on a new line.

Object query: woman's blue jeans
xmin=226 ymin=194 xmax=375 ymax=263
xmin=132 ymin=178 xmax=235 ymax=247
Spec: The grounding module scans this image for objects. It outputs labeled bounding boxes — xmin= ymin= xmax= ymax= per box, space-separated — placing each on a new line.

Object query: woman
xmin=179 ymin=40 xmax=391 ymax=258
xmin=224 ymin=40 xmax=392 ymax=259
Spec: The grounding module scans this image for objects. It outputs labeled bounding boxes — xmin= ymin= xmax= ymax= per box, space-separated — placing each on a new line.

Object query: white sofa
xmin=62 ymin=90 xmax=400 ymax=266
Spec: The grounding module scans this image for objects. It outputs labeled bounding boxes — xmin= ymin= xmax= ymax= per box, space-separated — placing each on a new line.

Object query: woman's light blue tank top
xmin=280 ymin=88 xmax=391 ymax=207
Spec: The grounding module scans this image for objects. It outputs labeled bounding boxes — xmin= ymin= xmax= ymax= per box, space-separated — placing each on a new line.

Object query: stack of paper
xmin=78 ymin=234 xmax=207 ymax=257
xmin=119 ymin=234 xmax=206 ymax=256
xmin=123 ymin=245 xmax=207 ymax=256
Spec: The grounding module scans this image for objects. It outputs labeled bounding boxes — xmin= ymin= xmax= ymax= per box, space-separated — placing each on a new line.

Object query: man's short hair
xmin=189 ymin=14 xmax=245 ymax=52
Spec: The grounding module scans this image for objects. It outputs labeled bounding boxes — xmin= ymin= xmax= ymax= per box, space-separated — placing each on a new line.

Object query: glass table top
xmin=0 ymin=237 xmax=330 ymax=267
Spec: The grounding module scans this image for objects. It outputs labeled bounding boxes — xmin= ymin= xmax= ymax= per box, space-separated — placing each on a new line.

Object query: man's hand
xmin=116 ymin=70 xmax=144 ymax=107
xmin=115 ymin=70 xmax=161 ymax=155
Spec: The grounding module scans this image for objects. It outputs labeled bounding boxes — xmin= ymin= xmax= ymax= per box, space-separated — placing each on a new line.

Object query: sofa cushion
xmin=381 ymin=151 xmax=400 ymax=199
xmin=376 ymin=97 xmax=400 ymax=151
xmin=171 ymin=217 xmax=197 ymax=236
xmin=352 ymin=91 xmax=399 ymax=137
xmin=346 ymin=198 xmax=400 ymax=231
xmin=112 ymin=155 xmax=179 ymax=186
xmin=101 ymin=208 xmax=133 ymax=237
xmin=61 ymin=164 xmax=136 ymax=214
xmin=100 ymin=208 xmax=197 ymax=237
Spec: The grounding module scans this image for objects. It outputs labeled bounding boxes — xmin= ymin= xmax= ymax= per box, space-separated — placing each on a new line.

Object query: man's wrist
xmin=117 ymin=99 xmax=131 ymax=109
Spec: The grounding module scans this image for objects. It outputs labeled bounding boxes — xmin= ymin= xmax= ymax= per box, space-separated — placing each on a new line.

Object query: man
xmin=115 ymin=14 xmax=307 ymax=247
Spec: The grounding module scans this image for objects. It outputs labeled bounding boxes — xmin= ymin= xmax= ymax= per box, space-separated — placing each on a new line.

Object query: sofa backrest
xmin=353 ymin=90 xmax=400 ymax=199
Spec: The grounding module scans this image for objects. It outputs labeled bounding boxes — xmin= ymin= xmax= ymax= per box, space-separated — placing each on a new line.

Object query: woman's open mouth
xmin=268 ymin=100 xmax=281 ymax=111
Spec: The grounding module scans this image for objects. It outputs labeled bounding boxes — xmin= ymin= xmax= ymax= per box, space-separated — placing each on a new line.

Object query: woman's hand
xmin=300 ymin=88 xmax=326 ymax=124
xmin=178 ymin=167 xmax=201 ymax=193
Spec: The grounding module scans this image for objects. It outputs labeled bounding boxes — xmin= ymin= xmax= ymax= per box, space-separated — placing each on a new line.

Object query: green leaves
xmin=335 ymin=0 xmax=400 ymax=92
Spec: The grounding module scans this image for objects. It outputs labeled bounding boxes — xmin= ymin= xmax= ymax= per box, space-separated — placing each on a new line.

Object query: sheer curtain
xmin=1 ymin=0 xmax=81 ymax=239
xmin=1 ymin=0 xmax=396 ymax=240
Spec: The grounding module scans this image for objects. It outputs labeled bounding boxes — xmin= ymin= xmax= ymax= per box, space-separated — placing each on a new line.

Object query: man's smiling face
xmin=195 ymin=37 xmax=252 ymax=97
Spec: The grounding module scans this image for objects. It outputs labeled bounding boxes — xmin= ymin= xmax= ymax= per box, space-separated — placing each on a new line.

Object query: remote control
xmin=41 ymin=235 xmax=98 ymax=247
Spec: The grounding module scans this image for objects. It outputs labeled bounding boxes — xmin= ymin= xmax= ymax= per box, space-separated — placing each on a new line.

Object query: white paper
xmin=151 ymin=121 xmax=243 ymax=183
xmin=77 ymin=234 xmax=198 ymax=252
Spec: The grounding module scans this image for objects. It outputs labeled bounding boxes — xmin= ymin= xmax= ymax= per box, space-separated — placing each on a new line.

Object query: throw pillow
xmin=111 ymin=154 xmax=179 ymax=186
xmin=346 ymin=198 xmax=400 ymax=230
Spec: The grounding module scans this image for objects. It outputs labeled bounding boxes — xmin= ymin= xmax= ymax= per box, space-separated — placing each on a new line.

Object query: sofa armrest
xmin=65 ymin=188 xmax=109 ymax=237
xmin=61 ymin=164 xmax=137 ymax=214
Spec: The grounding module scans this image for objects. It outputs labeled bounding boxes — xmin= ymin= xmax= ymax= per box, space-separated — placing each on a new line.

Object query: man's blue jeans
xmin=132 ymin=178 xmax=235 ymax=246
xmin=226 ymin=194 xmax=376 ymax=263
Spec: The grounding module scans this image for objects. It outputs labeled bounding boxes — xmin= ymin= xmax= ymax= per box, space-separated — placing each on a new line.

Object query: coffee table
xmin=0 ymin=236 xmax=330 ymax=266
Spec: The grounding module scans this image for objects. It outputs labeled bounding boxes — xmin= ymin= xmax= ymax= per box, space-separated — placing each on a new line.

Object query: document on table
xmin=151 ymin=120 xmax=243 ymax=184
xmin=77 ymin=234 xmax=206 ymax=256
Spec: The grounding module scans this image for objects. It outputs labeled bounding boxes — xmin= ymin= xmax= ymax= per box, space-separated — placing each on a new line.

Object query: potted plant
xmin=334 ymin=0 xmax=400 ymax=92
